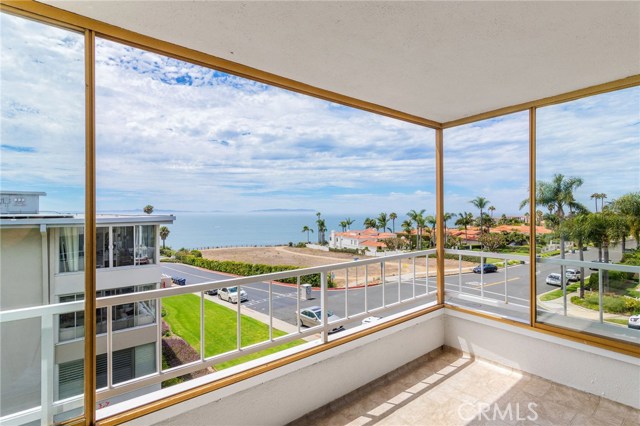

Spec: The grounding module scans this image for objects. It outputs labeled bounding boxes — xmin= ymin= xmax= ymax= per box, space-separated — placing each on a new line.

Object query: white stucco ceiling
xmin=42 ymin=1 xmax=640 ymax=124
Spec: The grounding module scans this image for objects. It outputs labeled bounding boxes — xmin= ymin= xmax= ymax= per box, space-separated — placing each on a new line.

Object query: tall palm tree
xmin=536 ymin=210 xmax=544 ymax=226
xmin=407 ymin=209 xmax=426 ymax=250
xmin=363 ymin=217 xmax=377 ymax=229
xmin=562 ymin=213 xmax=590 ymax=298
xmin=389 ymin=212 xmax=398 ymax=233
xmin=443 ymin=212 xmax=454 ymax=246
xmin=317 ymin=219 xmax=327 ymax=244
xmin=585 ymin=211 xmax=626 ymax=290
xmin=600 ymin=193 xmax=608 ymax=212
xmin=345 ymin=217 xmax=355 ymax=231
xmin=159 ymin=226 xmax=170 ymax=248
xmin=590 ymin=193 xmax=600 ymax=212
xmin=470 ymin=196 xmax=490 ymax=235
xmin=520 ymin=173 xmax=586 ymax=260
xmin=455 ymin=211 xmax=474 ymax=243
xmin=315 ymin=212 xmax=324 ymax=244
xmin=425 ymin=215 xmax=436 ymax=247
xmin=339 ymin=221 xmax=347 ymax=232
xmin=488 ymin=206 xmax=496 ymax=218
xmin=377 ymin=212 xmax=390 ymax=232
xmin=400 ymin=219 xmax=413 ymax=248
xmin=301 ymin=225 xmax=314 ymax=243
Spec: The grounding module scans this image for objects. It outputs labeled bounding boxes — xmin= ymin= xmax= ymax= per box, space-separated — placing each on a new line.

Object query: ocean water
xmin=164 ymin=212 xmax=376 ymax=249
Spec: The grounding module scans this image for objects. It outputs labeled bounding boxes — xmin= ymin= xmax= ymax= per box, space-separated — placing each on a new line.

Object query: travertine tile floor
xmin=290 ymin=348 xmax=639 ymax=426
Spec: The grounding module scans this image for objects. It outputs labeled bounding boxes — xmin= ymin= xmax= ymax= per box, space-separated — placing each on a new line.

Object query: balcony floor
xmin=290 ymin=348 xmax=639 ymax=426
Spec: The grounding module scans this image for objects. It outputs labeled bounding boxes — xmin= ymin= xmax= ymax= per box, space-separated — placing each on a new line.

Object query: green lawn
xmin=162 ymin=294 xmax=304 ymax=370
xmin=539 ymin=283 xmax=580 ymax=301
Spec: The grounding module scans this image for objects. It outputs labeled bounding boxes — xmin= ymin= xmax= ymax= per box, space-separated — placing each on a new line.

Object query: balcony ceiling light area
xmin=41 ymin=1 xmax=639 ymax=123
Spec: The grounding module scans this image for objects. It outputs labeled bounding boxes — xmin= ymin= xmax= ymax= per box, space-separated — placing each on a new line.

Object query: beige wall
xmin=0 ymin=227 xmax=44 ymax=416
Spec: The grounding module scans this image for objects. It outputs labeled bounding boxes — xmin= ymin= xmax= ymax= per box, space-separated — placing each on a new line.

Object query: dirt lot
xmin=201 ymin=246 xmax=473 ymax=288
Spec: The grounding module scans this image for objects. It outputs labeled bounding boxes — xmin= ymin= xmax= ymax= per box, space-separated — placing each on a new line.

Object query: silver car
xmin=628 ymin=315 xmax=640 ymax=330
xmin=218 ymin=286 xmax=248 ymax=304
xmin=565 ymin=269 xmax=581 ymax=282
xmin=297 ymin=306 xmax=344 ymax=333
xmin=545 ymin=273 xmax=563 ymax=286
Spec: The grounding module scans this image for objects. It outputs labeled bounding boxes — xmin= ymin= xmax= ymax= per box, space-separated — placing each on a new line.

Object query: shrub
xmin=160 ymin=247 xmax=175 ymax=257
xmin=179 ymin=255 xmax=335 ymax=287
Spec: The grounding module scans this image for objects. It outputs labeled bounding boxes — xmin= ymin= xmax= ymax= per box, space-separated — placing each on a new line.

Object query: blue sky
xmin=1 ymin=12 xmax=638 ymax=219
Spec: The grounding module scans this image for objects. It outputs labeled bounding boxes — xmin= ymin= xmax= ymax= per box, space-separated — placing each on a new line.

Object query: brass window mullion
xmin=529 ymin=107 xmax=537 ymax=327
xmin=435 ymin=128 xmax=445 ymax=305
xmin=84 ymin=29 xmax=97 ymax=426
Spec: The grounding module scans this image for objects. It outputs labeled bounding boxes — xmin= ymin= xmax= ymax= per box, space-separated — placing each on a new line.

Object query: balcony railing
xmin=0 ymin=249 xmax=438 ymax=425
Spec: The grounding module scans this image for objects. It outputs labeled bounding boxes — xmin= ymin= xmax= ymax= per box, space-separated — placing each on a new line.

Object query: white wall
xmin=126 ymin=310 xmax=445 ymax=426
xmin=444 ymin=309 xmax=640 ymax=409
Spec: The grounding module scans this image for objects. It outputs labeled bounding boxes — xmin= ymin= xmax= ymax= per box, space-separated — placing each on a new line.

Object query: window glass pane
xmin=444 ymin=111 xmax=531 ymax=323
xmin=0 ymin=11 xmax=85 ymax=422
xmin=535 ymin=86 xmax=640 ymax=344
xmin=113 ymin=226 xmax=134 ymax=267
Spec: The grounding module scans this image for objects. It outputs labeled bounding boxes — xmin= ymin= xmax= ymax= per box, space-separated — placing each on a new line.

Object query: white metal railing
xmin=444 ymin=249 xmax=530 ymax=310
xmin=0 ymin=249 xmax=437 ymax=425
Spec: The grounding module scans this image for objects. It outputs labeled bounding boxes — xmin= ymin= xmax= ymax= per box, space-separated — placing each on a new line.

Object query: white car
xmin=628 ymin=315 xmax=640 ymax=330
xmin=218 ymin=286 xmax=248 ymax=304
xmin=565 ymin=269 xmax=581 ymax=282
xmin=545 ymin=273 xmax=563 ymax=286
xmin=362 ymin=316 xmax=382 ymax=324
xmin=297 ymin=306 xmax=344 ymax=333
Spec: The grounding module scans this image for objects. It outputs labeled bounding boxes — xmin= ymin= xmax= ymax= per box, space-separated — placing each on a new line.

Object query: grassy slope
xmin=162 ymin=294 xmax=304 ymax=370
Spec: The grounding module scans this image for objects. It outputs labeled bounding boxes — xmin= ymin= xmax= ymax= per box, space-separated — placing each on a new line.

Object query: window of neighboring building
xmin=59 ymin=227 xmax=85 ymax=273
xmin=96 ymin=226 xmax=110 ymax=268
xmin=58 ymin=343 xmax=156 ymax=400
xmin=59 ymin=284 xmax=157 ymax=342
xmin=112 ymin=226 xmax=135 ymax=267
xmin=135 ymin=225 xmax=156 ymax=265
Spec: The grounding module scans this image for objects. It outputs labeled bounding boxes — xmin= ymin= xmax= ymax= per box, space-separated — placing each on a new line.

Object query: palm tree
xmin=389 ymin=212 xmax=398 ymax=233
xmin=315 ymin=212 xmax=324 ymax=244
xmin=345 ymin=217 xmax=355 ymax=231
xmin=591 ymin=193 xmax=600 ymax=212
xmin=488 ymin=206 xmax=496 ymax=218
xmin=363 ymin=217 xmax=377 ymax=229
xmin=455 ymin=211 xmax=474 ymax=244
xmin=407 ymin=209 xmax=426 ymax=250
xmin=600 ymin=193 xmax=608 ymax=212
xmin=443 ymin=212 xmax=454 ymax=246
xmin=301 ymin=225 xmax=314 ymax=243
xmin=524 ymin=212 xmax=530 ymax=224
xmin=159 ymin=226 xmax=170 ymax=248
xmin=339 ymin=221 xmax=347 ymax=232
xmin=377 ymin=212 xmax=390 ymax=232
xmin=520 ymin=173 xmax=586 ymax=260
xmin=317 ymin=219 xmax=327 ymax=244
xmin=143 ymin=204 xmax=154 ymax=214
xmin=470 ymin=196 xmax=490 ymax=235
xmin=425 ymin=215 xmax=436 ymax=247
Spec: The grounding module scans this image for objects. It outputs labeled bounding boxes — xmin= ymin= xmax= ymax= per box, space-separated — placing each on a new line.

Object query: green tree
xmin=317 ymin=219 xmax=327 ymax=245
xmin=425 ymin=215 xmax=436 ymax=247
xmin=470 ymin=196 xmax=490 ymax=235
xmin=363 ymin=217 xmax=377 ymax=229
xmin=407 ymin=209 xmax=426 ymax=250
xmin=159 ymin=226 xmax=170 ymax=248
xmin=562 ymin=213 xmax=590 ymax=298
xmin=478 ymin=232 xmax=505 ymax=252
xmin=610 ymin=192 xmax=640 ymax=252
xmin=301 ymin=225 xmax=314 ymax=243
xmin=520 ymin=174 xmax=586 ymax=261
xmin=377 ymin=212 xmax=390 ymax=232
xmin=585 ymin=211 xmax=626 ymax=290
xmin=443 ymin=212 xmax=454 ymax=246
xmin=389 ymin=212 xmax=398 ymax=233
xmin=455 ymin=211 xmax=474 ymax=243
xmin=488 ymin=206 xmax=496 ymax=218
xmin=345 ymin=217 xmax=355 ymax=231
xmin=143 ymin=204 xmax=154 ymax=214
xmin=339 ymin=221 xmax=347 ymax=232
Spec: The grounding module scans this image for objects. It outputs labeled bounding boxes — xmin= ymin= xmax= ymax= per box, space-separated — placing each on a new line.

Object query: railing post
xmin=381 ymin=262 xmax=386 ymax=307
xmin=504 ymin=259 xmax=509 ymax=304
xmin=269 ymin=281 xmax=273 ymax=341
xmin=598 ymin=269 xmax=604 ymax=323
xmin=345 ymin=269 xmax=349 ymax=319
xmin=296 ymin=276 xmax=301 ymax=333
xmin=458 ymin=254 xmax=462 ymax=293
xmin=412 ymin=256 xmax=416 ymax=299
xmin=200 ymin=292 xmax=205 ymax=359
xmin=107 ymin=304 xmax=113 ymax=388
xmin=41 ymin=314 xmax=54 ymax=426
xmin=425 ymin=254 xmax=430 ymax=294
xmin=236 ymin=289 xmax=241 ymax=350
xmin=321 ymin=272 xmax=328 ymax=343
xmin=156 ymin=297 xmax=163 ymax=374
xmin=480 ymin=256 xmax=485 ymax=298
xmin=365 ymin=265 xmax=369 ymax=313
xmin=397 ymin=259 xmax=401 ymax=302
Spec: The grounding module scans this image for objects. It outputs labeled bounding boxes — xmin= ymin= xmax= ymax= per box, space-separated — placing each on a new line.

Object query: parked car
xmin=545 ymin=273 xmax=563 ymax=286
xmin=218 ymin=286 xmax=248 ymax=303
xmin=628 ymin=315 xmax=640 ymax=330
xmin=297 ymin=306 xmax=344 ymax=333
xmin=565 ymin=269 xmax=581 ymax=282
xmin=473 ymin=263 xmax=498 ymax=274
xmin=172 ymin=276 xmax=186 ymax=286
xmin=204 ymin=288 xmax=218 ymax=296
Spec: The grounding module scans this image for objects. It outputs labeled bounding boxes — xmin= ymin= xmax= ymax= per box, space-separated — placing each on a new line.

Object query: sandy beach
xmin=201 ymin=246 xmax=473 ymax=288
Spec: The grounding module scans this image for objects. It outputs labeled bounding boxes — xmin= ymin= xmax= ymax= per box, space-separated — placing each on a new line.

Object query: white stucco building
xmin=0 ymin=191 xmax=175 ymax=416
xmin=329 ymin=228 xmax=397 ymax=251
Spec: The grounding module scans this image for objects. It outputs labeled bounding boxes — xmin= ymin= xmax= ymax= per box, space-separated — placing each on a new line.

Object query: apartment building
xmin=0 ymin=191 xmax=174 ymax=417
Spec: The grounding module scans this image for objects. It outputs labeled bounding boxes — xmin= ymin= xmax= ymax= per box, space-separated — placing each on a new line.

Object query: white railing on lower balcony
xmin=0 ymin=249 xmax=437 ymax=426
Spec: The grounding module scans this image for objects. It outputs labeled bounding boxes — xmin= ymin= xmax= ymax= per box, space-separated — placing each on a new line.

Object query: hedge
xmin=179 ymin=255 xmax=335 ymax=287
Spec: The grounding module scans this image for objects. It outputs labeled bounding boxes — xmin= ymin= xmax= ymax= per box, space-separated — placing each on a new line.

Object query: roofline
xmin=0 ymin=190 xmax=47 ymax=196
xmin=0 ymin=214 xmax=176 ymax=227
